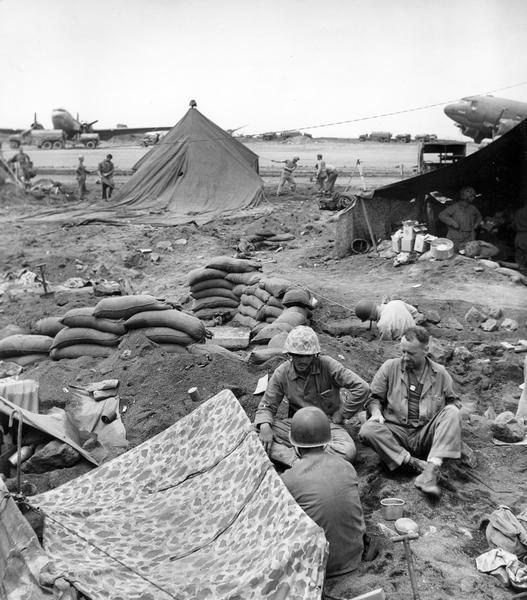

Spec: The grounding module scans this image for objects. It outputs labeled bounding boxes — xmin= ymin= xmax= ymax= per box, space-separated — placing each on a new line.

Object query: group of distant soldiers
xmin=272 ymin=154 xmax=339 ymax=197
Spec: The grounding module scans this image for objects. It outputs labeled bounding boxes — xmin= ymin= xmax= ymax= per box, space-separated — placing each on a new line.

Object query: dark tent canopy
xmin=338 ymin=120 xmax=527 ymax=259
xmin=372 ymin=119 xmax=527 ymax=209
xmin=111 ymin=106 xmax=264 ymax=223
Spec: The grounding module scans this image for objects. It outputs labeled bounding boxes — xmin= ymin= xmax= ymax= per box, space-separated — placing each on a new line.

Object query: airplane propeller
xmin=30 ymin=112 xmax=44 ymax=130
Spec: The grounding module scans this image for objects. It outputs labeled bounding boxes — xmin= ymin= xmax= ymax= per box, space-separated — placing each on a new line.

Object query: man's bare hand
xmin=331 ymin=410 xmax=344 ymax=424
xmin=259 ymin=423 xmax=274 ymax=454
xmin=368 ymin=409 xmax=385 ymax=424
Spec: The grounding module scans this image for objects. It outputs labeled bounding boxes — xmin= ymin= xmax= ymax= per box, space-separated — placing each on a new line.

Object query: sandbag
xmin=240 ymin=294 xmax=265 ymax=311
xmin=61 ymin=307 xmax=127 ymax=335
xmin=94 ymin=295 xmax=171 ymax=320
xmin=133 ymin=327 xmax=195 ymax=346
xmin=190 ymin=278 xmax=234 ymax=294
xmin=206 ymin=256 xmax=262 ymax=273
xmin=186 ymin=268 xmax=228 ymax=286
xmin=158 ymin=343 xmax=189 ymax=354
xmin=32 ymin=316 xmax=65 ymax=337
xmin=124 ymin=309 xmax=205 ymax=341
xmin=0 ymin=335 xmax=53 ymax=357
xmin=5 ymin=354 xmax=49 ymax=366
xmin=194 ymin=307 xmax=235 ymax=320
xmin=252 ymin=287 xmax=271 ymax=303
xmin=52 ymin=328 xmax=122 ymax=350
xmin=225 ymin=272 xmax=262 ymax=285
xmin=275 ymin=306 xmax=309 ymax=326
xmin=190 ymin=288 xmax=239 ymax=302
xmin=266 ymin=233 xmax=295 ymax=242
xmin=257 ymin=305 xmax=283 ymax=321
xmin=268 ymin=332 xmax=289 ymax=349
xmin=266 ymin=316 xmax=277 ymax=323
xmin=192 ymin=296 xmax=239 ymax=311
xmin=252 ymin=322 xmax=293 ymax=344
xmin=246 ymin=347 xmax=284 ymax=364
xmin=0 ymin=324 xmax=29 ymax=340
xmin=237 ymin=303 xmax=259 ymax=320
xmin=267 ymin=296 xmax=284 ymax=310
xmin=51 ymin=344 xmax=112 ymax=360
xmin=282 ymin=288 xmax=312 ymax=308
xmin=259 ymin=277 xmax=293 ymax=298
xmin=231 ymin=313 xmax=259 ymax=329
xmin=189 ymin=343 xmax=244 ymax=361
xmin=231 ymin=284 xmax=246 ymax=297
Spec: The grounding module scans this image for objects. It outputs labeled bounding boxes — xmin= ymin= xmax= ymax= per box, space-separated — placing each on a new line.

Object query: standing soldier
xmin=76 ymin=155 xmax=89 ymax=200
xmin=8 ymin=147 xmax=33 ymax=184
xmin=98 ymin=153 xmax=115 ymax=200
xmin=314 ymin=154 xmax=327 ymax=194
xmin=272 ymin=156 xmax=300 ymax=196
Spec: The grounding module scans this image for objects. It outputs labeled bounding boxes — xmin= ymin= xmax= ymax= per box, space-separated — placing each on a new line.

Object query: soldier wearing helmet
xmin=254 ymin=325 xmax=369 ymax=466
xmin=282 ymin=407 xmax=366 ymax=577
xmin=438 ymin=186 xmax=483 ymax=250
xmin=355 ymin=298 xmax=420 ymax=340
xmin=272 ymin=156 xmax=300 ymax=196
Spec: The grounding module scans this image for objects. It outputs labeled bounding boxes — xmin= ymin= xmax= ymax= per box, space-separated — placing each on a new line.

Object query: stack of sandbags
xmin=188 ymin=256 xmax=262 ymax=323
xmin=232 ymin=276 xmax=288 ymax=330
xmin=124 ymin=308 xmax=206 ymax=353
xmin=50 ymin=295 xmax=169 ymax=360
xmin=0 ymin=334 xmax=54 ymax=366
xmin=238 ymin=230 xmax=296 ymax=252
xmin=31 ymin=317 xmax=66 ymax=338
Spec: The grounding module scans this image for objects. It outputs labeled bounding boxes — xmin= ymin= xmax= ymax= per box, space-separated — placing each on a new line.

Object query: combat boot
xmin=414 ymin=462 xmax=441 ymax=497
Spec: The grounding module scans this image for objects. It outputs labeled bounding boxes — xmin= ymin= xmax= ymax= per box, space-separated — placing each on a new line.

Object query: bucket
xmin=380 ymin=497 xmax=405 ymax=520
xmin=430 ymin=237 xmax=454 ymax=260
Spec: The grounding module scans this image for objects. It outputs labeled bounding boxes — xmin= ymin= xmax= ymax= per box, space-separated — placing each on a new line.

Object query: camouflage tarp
xmin=28 ymin=390 xmax=327 ymax=599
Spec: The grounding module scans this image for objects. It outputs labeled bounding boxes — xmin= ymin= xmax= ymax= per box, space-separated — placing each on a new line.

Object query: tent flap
xmin=28 ymin=390 xmax=327 ymax=599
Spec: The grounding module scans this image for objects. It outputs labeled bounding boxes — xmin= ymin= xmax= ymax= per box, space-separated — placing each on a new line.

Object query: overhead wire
xmin=8 ymin=79 xmax=527 ymax=157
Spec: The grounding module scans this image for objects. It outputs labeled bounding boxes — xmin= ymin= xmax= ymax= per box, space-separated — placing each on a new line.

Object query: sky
xmin=1 ymin=0 xmax=527 ymax=139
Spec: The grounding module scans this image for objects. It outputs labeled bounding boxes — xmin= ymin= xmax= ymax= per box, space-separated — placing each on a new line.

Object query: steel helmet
xmin=283 ymin=326 xmax=321 ymax=355
xmin=293 ymin=156 xmax=300 ymax=161
xmin=355 ymin=300 xmax=376 ymax=322
xmin=289 ymin=406 xmax=331 ymax=447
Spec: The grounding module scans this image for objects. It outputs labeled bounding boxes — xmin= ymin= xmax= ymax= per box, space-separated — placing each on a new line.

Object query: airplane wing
xmin=0 ymin=128 xmax=23 ymax=136
xmin=95 ymin=126 xmax=173 ymax=141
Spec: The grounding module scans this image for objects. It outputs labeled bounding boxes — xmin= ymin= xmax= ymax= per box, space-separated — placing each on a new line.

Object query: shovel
xmin=36 ymin=263 xmax=54 ymax=298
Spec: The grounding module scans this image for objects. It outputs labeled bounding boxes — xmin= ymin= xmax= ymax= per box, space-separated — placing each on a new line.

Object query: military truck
xmin=9 ymin=129 xmax=99 ymax=149
xmin=358 ymin=131 xmax=392 ymax=142
xmin=394 ymin=133 xmax=411 ymax=143
xmin=414 ymin=133 xmax=438 ymax=143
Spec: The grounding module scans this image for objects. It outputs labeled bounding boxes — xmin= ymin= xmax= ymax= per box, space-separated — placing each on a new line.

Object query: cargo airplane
xmin=444 ymin=95 xmax=527 ymax=143
xmin=0 ymin=108 xmax=172 ymax=142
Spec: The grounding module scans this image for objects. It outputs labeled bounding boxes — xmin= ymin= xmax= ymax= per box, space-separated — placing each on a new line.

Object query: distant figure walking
xmin=314 ymin=154 xmax=327 ymax=193
xmin=76 ymin=155 xmax=89 ymax=200
xmin=8 ymin=147 xmax=33 ymax=184
xmin=272 ymin=156 xmax=299 ymax=196
xmin=98 ymin=154 xmax=115 ymax=200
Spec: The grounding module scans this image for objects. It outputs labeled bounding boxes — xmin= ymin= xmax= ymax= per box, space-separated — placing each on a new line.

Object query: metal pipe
xmin=8 ymin=409 xmax=23 ymax=494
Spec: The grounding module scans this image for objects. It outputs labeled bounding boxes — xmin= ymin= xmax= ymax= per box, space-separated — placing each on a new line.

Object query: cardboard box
xmin=401 ymin=236 xmax=414 ymax=252
xmin=391 ymin=230 xmax=403 ymax=252
xmin=414 ymin=233 xmax=428 ymax=253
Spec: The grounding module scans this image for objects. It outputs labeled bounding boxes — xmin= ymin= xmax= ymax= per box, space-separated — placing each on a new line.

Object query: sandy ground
xmin=1 ymin=170 xmax=526 ymax=599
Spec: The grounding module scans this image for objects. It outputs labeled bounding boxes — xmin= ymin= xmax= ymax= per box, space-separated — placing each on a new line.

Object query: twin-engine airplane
xmin=444 ymin=95 xmax=527 ymax=143
xmin=0 ymin=108 xmax=172 ymax=142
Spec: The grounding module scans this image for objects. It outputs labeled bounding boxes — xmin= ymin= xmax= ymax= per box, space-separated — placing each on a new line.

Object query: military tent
xmin=335 ymin=119 xmax=527 ymax=256
xmin=110 ymin=105 xmax=264 ymax=224
xmin=26 ymin=390 xmax=327 ymax=599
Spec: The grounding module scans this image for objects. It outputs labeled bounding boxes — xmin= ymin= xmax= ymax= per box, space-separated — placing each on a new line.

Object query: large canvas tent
xmin=336 ymin=120 xmax=527 ymax=255
xmin=110 ymin=105 xmax=264 ymax=224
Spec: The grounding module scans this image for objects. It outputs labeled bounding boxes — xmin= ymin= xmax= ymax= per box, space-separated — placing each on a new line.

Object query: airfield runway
xmin=2 ymin=139 xmax=478 ymax=173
